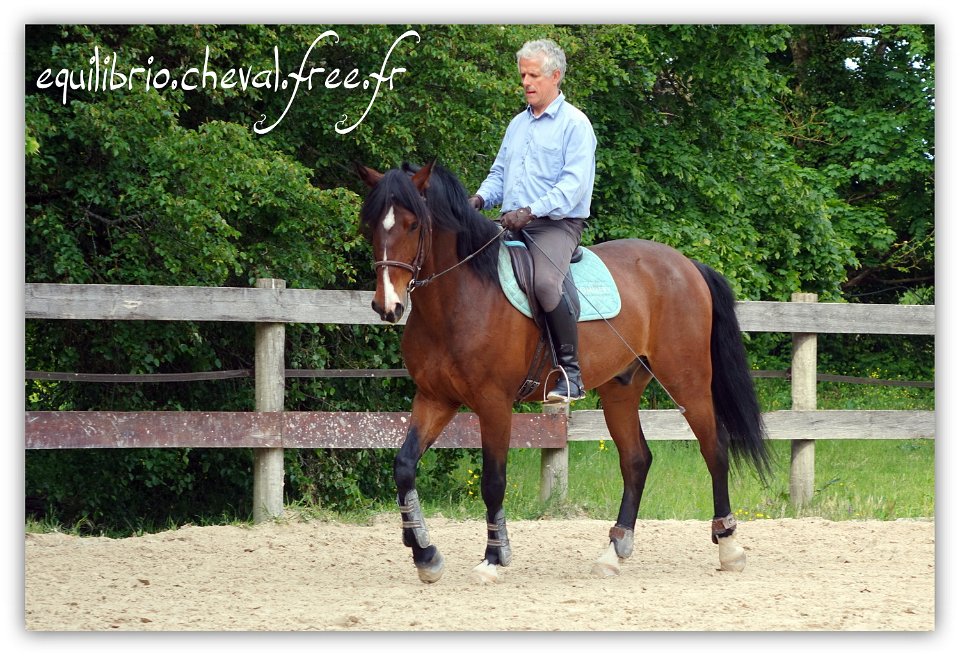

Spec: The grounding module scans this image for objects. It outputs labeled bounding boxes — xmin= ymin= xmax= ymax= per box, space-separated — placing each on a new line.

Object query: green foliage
xmin=570 ymin=25 xmax=854 ymax=300
xmin=25 ymin=448 xmax=253 ymax=532
xmin=285 ymin=447 xmax=472 ymax=513
xmin=771 ymin=25 xmax=934 ymax=303
xmin=24 ymin=24 xmax=934 ymax=534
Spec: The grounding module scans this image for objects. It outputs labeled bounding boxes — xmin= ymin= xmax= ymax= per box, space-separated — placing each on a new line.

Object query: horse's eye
xmin=409 ymin=220 xmax=420 ymax=232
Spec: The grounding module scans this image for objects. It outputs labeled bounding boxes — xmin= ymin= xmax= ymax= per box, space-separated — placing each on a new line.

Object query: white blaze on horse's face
xmin=374 ymin=203 xmax=413 ymax=324
xmin=380 ymin=206 xmax=402 ymax=311
xmin=382 ymin=206 xmax=396 ymax=232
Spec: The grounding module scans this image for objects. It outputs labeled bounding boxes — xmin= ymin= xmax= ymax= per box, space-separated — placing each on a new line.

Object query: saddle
xmin=498 ymin=237 xmax=621 ymax=323
xmin=499 ymin=232 xmax=621 ymax=400
xmin=502 ymin=235 xmax=581 ymax=332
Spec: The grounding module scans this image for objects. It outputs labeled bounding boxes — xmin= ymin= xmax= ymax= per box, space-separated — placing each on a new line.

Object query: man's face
xmin=519 ymin=55 xmax=561 ymax=115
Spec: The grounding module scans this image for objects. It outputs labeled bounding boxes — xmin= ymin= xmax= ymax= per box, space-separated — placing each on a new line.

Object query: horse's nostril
xmin=381 ymin=303 xmax=404 ymax=324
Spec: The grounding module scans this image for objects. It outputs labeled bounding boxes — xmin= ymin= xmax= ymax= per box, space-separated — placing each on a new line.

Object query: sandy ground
xmin=23 ymin=515 xmax=934 ymax=632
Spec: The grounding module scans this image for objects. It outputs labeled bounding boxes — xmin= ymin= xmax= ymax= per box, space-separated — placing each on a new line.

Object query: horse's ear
xmin=410 ymin=159 xmax=435 ymax=193
xmin=356 ymin=163 xmax=384 ymax=188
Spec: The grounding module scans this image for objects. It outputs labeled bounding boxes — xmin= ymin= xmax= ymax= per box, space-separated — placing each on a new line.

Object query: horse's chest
xmin=401 ymin=329 xmax=457 ymax=376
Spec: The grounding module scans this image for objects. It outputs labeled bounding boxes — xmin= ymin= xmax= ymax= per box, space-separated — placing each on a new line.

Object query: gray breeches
xmin=521 ymin=218 xmax=586 ymax=313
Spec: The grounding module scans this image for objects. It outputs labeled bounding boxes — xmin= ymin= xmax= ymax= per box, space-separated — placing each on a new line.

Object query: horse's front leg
xmin=471 ymin=408 xmax=513 ymax=584
xmin=395 ymin=395 xmax=458 ymax=583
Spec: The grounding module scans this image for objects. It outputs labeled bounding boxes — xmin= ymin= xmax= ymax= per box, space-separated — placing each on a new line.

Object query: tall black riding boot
xmin=544 ymin=299 xmax=586 ymax=403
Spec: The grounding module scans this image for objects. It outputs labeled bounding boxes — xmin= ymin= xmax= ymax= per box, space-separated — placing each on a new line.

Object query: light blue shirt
xmin=476 ymin=92 xmax=596 ymax=220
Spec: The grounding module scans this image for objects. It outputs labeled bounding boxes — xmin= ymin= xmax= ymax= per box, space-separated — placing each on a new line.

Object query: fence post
xmin=253 ymin=278 xmax=286 ymax=523
xmin=540 ymin=403 xmax=569 ymax=503
xmin=789 ymin=292 xmax=818 ymax=506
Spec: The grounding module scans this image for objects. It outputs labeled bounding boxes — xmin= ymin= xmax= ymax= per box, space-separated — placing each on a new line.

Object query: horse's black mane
xmin=360 ymin=161 xmax=501 ymax=285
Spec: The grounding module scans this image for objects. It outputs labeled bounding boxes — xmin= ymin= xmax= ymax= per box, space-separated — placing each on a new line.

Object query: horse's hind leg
xmin=591 ymin=368 xmax=653 ymax=577
xmin=676 ymin=395 xmax=747 ymax=572
xmin=394 ymin=394 xmax=458 ymax=583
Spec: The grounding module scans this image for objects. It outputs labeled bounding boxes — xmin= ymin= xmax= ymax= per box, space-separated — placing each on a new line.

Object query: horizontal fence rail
xmin=26 ymin=283 xmax=935 ymax=334
xmin=26 ymin=284 xmax=383 ymax=325
xmin=569 ymin=409 xmax=935 ymax=442
xmin=24 ymin=369 xmax=411 ymax=383
xmin=24 ymin=411 xmax=568 ymax=450
xmin=24 ymin=368 xmax=934 ymax=388
xmin=24 ymin=281 xmax=935 ymax=516
xmin=25 ymin=409 xmax=933 ymax=450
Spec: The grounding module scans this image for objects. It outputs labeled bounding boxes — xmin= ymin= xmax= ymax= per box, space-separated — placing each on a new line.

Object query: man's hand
xmin=468 ymin=195 xmax=484 ymax=210
xmin=501 ymin=207 xmax=536 ymax=231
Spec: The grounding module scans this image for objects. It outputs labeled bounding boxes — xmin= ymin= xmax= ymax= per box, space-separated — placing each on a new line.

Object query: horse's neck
xmin=411 ymin=229 xmax=494 ymax=319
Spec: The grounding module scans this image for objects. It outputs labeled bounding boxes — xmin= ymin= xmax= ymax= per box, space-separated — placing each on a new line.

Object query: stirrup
xmin=545 ymin=367 xmax=585 ymax=403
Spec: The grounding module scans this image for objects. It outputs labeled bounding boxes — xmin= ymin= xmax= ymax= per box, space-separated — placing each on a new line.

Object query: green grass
xmin=426 ymin=438 xmax=934 ymax=523
xmin=754 ymin=378 xmax=934 ymax=413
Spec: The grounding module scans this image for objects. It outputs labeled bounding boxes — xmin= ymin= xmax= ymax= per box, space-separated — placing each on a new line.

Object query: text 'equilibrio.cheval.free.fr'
xmin=34 ymin=29 xmax=421 ymax=135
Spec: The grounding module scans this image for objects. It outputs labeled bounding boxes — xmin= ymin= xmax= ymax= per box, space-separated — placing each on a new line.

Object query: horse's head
xmin=357 ymin=161 xmax=434 ymax=323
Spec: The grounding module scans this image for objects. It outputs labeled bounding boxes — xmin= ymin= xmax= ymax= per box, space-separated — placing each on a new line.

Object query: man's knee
xmin=534 ymin=276 xmax=564 ymax=312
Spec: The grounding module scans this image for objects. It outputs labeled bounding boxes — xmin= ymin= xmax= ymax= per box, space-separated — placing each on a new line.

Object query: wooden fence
xmin=24 ymin=281 xmax=935 ymax=519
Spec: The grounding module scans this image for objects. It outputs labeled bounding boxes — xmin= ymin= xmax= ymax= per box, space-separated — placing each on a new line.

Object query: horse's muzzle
xmin=372 ymin=299 xmax=405 ymax=324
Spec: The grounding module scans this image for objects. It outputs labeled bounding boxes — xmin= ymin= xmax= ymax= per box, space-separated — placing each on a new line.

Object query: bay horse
xmin=356 ymin=160 xmax=770 ymax=584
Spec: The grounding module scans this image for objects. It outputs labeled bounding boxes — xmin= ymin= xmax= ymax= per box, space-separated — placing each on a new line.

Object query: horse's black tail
xmin=694 ymin=261 xmax=772 ymax=483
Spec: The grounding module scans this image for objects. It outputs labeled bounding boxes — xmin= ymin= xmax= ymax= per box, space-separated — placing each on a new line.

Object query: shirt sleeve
xmin=528 ymin=117 xmax=596 ymax=219
xmin=474 ymin=126 xmax=512 ymax=210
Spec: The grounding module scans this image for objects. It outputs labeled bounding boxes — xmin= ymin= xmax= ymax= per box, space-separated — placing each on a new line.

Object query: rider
xmin=468 ymin=38 xmax=597 ymax=403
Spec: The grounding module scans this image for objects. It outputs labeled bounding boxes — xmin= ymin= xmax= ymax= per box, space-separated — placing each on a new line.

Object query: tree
xmin=774 ymin=24 xmax=934 ymax=305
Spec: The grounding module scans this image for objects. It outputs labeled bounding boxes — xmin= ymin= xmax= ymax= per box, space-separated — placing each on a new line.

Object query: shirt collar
xmin=527 ymin=92 xmax=565 ymax=119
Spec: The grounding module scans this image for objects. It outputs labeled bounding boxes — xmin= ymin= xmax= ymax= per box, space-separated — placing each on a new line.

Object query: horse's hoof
xmin=415 ymin=550 xmax=445 ymax=583
xmin=718 ymin=535 xmax=746 ymax=572
xmin=470 ymin=559 xmax=500 ymax=584
xmin=591 ymin=542 xmax=622 ymax=577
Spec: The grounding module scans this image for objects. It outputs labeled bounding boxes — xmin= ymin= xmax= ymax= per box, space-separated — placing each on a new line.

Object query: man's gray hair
xmin=516 ymin=39 xmax=567 ymax=83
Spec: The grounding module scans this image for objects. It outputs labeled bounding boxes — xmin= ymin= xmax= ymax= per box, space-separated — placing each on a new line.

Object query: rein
xmin=375 ymin=216 xmax=506 ymax=292
xmin=409 ymin=226 xmax=506 ymax=290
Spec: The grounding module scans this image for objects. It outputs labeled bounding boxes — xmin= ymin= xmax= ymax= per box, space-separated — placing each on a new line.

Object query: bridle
xmin=373 ymin=216 xmax=430 ymax=293
xmin=373 ymin=204 xmax=505 ymax=292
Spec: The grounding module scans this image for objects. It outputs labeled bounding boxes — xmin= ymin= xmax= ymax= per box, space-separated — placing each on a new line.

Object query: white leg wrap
xmin=487 ymin=509 xmax=512 ymax=566
xmin=609 ymin=525 xmax=634 ymax=558
xmin=398 ymin=489 xmax=431 ymax=549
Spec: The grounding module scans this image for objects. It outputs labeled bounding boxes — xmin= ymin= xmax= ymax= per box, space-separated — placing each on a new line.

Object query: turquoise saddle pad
xmin=497 ymin=241 xmax=621 ymax=321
